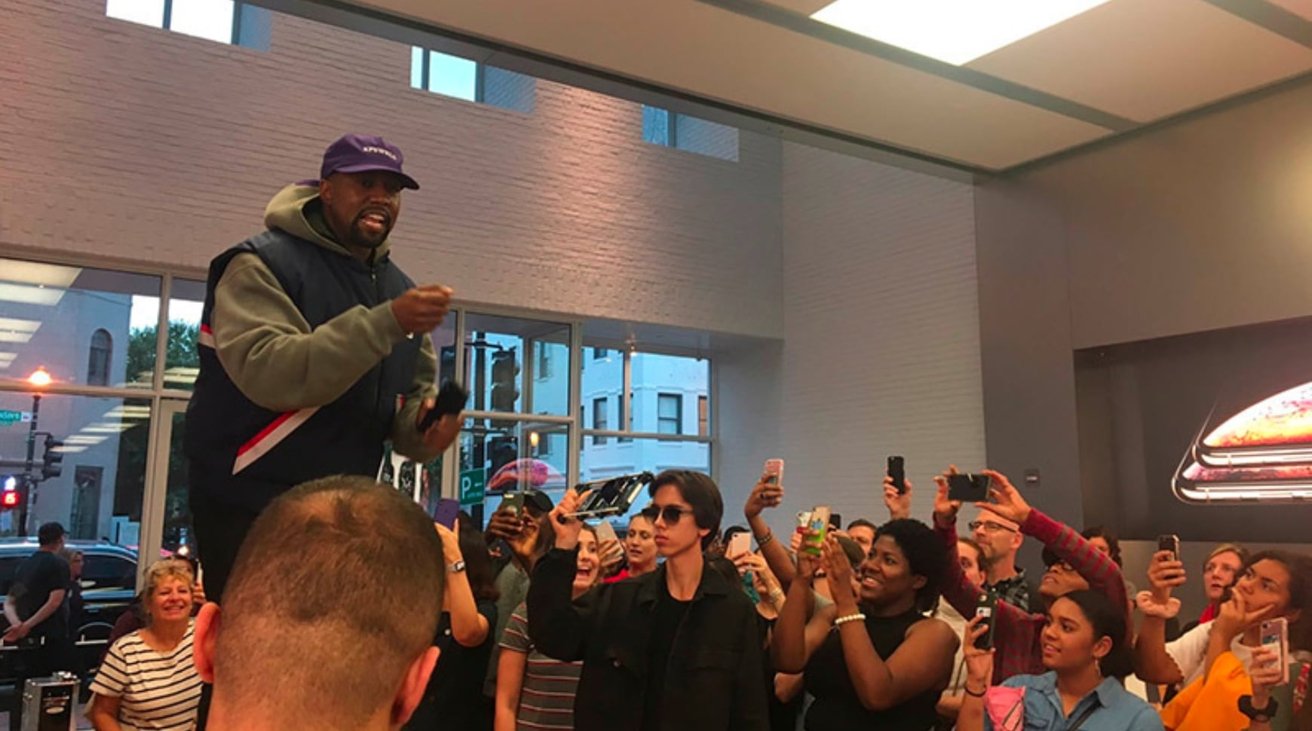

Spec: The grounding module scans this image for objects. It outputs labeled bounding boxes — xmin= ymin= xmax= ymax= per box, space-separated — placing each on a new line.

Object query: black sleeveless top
xmin=803 ymin=607 xmax=941 ymax=731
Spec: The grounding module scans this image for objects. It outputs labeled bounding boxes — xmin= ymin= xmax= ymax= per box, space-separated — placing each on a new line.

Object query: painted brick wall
xmin=770 ymin=143 xmax=987 ymax=530
xmin=0 ymin=0 xmax=783 ymax=338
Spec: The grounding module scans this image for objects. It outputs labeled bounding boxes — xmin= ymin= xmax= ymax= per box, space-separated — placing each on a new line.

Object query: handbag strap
xmin=1065 ymin=701 xmax=1100 ymax=731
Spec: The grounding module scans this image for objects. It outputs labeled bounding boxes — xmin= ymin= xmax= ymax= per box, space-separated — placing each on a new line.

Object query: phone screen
xmin=764 ymin=459 xmax=785 ymax=486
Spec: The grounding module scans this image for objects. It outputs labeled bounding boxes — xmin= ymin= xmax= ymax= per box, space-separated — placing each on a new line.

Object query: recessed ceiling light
xmin=0 ymin=318 xmax=41 ymax=344
xmin=0 ymin=260 xmax=80 ymax=288
xmin=0 ymin=283 xmax=66 ymax=307
xmin=811 ymin=0 xmax=1110 ymax=65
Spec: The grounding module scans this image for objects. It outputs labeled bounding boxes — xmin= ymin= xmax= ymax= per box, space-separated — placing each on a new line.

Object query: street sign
xmin=0 ymin=410 xmax=31 ymax=426
xmin=459 ymin=468 xmax=487 ymax=506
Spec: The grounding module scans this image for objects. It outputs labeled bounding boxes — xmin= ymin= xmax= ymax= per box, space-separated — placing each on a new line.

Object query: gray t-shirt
xmin=483 ymin=561 xmax=532 ymax=696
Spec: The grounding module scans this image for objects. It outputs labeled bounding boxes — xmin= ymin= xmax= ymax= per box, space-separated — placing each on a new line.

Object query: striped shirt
xmin=500 ymin=602 xmax=582 ymax=730
xmin=89 ymin=621 xmax=202 ymax=731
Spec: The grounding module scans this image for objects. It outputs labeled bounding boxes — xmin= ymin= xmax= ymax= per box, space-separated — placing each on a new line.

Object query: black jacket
xmin=527 ymin=547 xmax=769 ymax=731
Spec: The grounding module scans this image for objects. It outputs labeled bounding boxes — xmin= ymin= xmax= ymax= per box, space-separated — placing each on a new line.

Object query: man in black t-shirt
xmin=3 ymin=522 xmax=76 ymax=731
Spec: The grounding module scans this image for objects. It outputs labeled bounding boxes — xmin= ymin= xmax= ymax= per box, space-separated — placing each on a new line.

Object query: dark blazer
xmin=526 ymin=547 xmax=769 ymax=731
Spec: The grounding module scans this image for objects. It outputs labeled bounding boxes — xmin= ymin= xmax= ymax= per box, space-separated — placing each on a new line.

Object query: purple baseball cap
xmin=318 ymin=133 xmax=420 ymax=190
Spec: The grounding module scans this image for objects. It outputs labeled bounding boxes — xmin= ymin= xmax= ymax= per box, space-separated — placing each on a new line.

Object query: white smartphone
xmin=1260 ymin=617 xmax=1290 ymax=685
xmin=593 ymin=520 xmax=623 ymax=562
xmin=727 ymin=531 xmax=752 ymax=559
xmin=764 ymin=458 xmax=785 ymax=486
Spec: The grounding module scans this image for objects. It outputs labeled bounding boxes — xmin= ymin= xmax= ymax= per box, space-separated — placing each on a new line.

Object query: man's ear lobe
xmin=193 ymin=602 xmax=221 ymax=683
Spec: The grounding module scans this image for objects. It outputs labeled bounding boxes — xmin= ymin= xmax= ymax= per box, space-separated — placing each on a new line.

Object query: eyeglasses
xmin=641 ymin=505 xmax=694 ymax=524
xmin=1045 ymin=560 xmax=1075 ymax=573
xmin=968 ymin=520 xmax=1017 ymax=534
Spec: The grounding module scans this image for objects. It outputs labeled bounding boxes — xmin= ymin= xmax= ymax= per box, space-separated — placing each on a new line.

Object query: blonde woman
xmin=89 ymin=559 xmax=202 ymax=731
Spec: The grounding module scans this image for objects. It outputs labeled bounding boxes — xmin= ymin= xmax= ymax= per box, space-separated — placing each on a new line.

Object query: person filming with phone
xmin=1134 ymin=547 xmax=1312 ymax=730
xmin=916 ymin=467 xmax=1129 ymax=683
xmin=526 ymin=470 xmax=768 ymax=730
xmin=771 ymin=516 xmax=958 ymax=730
xmin=956 ymin=590 xmax=1162 ymax=730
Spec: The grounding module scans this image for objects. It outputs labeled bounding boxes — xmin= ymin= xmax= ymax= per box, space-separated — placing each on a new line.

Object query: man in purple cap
xmin=184 ymin=134 xmax=462 ymax=603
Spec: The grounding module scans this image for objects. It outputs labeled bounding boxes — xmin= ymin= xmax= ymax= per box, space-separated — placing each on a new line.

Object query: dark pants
xmin=9 ymin=638 xmax=76 ymax=731
xmin=189 ymin=488 xmax=262 ymax=731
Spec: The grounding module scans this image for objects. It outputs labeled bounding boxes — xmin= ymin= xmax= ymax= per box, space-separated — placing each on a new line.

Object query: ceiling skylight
xmin=811 ymin=0 xmax=1111 ymax=65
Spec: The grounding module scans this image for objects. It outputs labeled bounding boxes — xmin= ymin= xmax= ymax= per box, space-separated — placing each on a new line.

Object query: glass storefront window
xmin=0 ymin=259 xmax=160 ymax=390
xmin=458 ymin=418 xmax=571 ymax=518
xmin=464 ymin=314 xmax=571 ymax=417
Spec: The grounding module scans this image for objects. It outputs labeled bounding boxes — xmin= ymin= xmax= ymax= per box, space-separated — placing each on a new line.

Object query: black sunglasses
xmin=641 ymin=505 xmax=694 ymax=524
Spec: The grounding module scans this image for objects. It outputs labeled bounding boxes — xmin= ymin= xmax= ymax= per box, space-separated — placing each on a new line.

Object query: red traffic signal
xmin=2 ymin=490 xmax=21 ymax=509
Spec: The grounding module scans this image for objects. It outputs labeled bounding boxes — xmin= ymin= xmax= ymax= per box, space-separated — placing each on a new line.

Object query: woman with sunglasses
xmin=957 ymin=589 xmax=1162 ymax=730
xmin=525 ymin=470 xmax=768 ymax=730
xmin=772 ymin=519 xmax=958 ymax=730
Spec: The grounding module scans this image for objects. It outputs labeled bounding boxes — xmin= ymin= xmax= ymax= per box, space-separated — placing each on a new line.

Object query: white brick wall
xmin=0 ymin=0 xmax=783 ymax=338
xmin=2 ymin=1 xmax=988 ymax=520
xmin=771 ymin=143 xmax=986 ymax=529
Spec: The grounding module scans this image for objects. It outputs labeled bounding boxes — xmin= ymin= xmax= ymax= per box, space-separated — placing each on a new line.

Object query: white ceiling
xmin=292 ymin=0 xmax=1312 ymax=173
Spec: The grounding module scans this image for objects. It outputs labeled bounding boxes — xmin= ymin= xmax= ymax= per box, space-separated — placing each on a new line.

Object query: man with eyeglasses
xmin=928 ymin=469 xmax=1128 ymax=682
xmin=968 ymin=512 xmax=1037 ymax=612
xmin=526 ymin=470 xmax=768 ymax=730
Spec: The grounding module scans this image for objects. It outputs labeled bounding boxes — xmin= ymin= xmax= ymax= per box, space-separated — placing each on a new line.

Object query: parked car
xmin=0 ymin=540 xmax=137 ymax=684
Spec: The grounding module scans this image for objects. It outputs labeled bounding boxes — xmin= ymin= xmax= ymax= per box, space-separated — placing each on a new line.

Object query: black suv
xmin=0 ymin=540 xmax=137 ymax=682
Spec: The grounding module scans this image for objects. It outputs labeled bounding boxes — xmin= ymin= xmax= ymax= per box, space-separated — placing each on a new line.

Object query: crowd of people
xmin=4 ymin=137 xmax=1306 ymax=730
xmin=4 ymin=463 xmax=1304 ymax=730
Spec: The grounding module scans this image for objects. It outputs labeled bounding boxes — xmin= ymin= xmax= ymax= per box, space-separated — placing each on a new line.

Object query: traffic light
xmin=41 ymin=435 xmax=63 ymax=480
xmin=1 ymin=476 xmax=21 ymax=510
xmin=490 ymin=350 xmax=520 ymax=414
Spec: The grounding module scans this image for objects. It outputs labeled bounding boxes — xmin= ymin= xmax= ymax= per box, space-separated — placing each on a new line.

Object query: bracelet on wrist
xmin=834 ymin=613 xmax=866 ymax=627
xmin=964 ymin=683 xmax=987 ymax=698
xmin=755 ymin=531 xmax=775 ymax=548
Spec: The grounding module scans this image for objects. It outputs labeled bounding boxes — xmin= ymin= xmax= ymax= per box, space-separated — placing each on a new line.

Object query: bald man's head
xmin=195 ymin=476 xmax=444 ymax=730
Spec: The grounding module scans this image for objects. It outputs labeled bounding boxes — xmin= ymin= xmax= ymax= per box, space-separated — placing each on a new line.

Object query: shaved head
xmin=206 ymin=475 xmax=444 ymax=729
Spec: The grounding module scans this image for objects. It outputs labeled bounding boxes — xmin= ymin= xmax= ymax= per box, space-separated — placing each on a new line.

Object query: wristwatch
xmin=1238 ymin=694 xmax=1278 ymax=722
xmin=449 ymin=560 xmax=467 ymax=574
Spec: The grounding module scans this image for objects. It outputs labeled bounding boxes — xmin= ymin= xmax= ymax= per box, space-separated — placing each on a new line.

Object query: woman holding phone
xmin=772 ymin=519 xmax=958 ymax=729
xmin=496 ymin=524 xmax=601 ymax=731
xmin=956 ymin=589 xmax=1161 ymax=730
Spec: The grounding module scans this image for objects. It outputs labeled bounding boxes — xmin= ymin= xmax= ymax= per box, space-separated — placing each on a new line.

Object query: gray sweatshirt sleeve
xmin=211 ymin=253 xmax=408 ymax=412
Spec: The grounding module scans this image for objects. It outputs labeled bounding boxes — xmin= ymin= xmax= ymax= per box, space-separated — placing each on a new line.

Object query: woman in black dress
xmin=774 ymin=519 xmax=958 ymax=730
xmin=405 ymin=512 xmax=501 ymax=731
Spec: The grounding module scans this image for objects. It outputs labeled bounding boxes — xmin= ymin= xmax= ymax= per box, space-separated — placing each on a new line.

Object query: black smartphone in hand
xmin=418 ymin=381 xmax=469 ymax=432
xmin=947 ymin=473 xmax=991 ymax=503
xmin=888 ymin=456 xmax=906 ymax=494
xmin=1157 ymin=534 xmax=1180 ymax=562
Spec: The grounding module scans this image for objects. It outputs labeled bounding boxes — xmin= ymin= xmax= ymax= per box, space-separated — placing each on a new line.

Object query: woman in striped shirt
xmin=88 ymin=559 xmax=202 ymax=731
xmin=496 ymin=523 xmax=600 ymax=731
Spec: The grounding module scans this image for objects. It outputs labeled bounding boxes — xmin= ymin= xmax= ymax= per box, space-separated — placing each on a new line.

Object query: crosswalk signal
xmin=41 ymin=435 xmax=63 ymax=481
xmin=1 ymin=476 xmax=21 ymax=511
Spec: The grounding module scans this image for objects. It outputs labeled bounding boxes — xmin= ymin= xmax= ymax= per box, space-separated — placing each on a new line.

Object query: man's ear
xmin=193 ymin=602 xmax=221 ymax=683
xmin=392 ymin=646 xmax=439 ymax=726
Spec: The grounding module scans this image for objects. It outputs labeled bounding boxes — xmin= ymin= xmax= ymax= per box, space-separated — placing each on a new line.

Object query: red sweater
xmin=936 ymin=509 xmax=1129 ymax=683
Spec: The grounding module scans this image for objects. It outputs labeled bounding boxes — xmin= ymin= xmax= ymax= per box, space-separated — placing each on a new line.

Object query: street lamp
xmin=21 ymin=367 xmax=52 ymax=536
xmin=26 ymin=367 xmax=52 ymax=389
